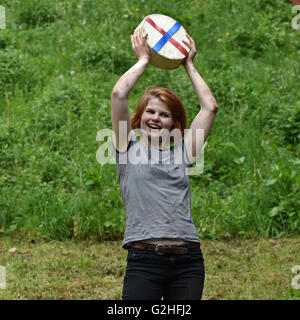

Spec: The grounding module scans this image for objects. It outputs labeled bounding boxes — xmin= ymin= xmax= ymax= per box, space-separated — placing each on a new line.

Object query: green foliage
xmin=269 ymin=103 xmax=300 ymax=146
xmin=0 ymin=49 xmax=30 ymax=96
xmin=16 ymin=0 xmax=62 ymax=28
xmin=75 ymin=39 xmax=134 ymax=74
xmin=0 ymin=0 xmax=299 ymax=240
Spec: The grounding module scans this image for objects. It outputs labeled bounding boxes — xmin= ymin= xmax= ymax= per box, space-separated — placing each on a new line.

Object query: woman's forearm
xmin=184 ymin=62 xmax=218 ymax=112
xmin=112 ymin=58 xmax=149 ymax=99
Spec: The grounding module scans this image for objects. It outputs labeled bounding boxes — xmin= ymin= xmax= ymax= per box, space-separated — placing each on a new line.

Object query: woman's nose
xmin=152 ymin=113 xmax=160 ymax=121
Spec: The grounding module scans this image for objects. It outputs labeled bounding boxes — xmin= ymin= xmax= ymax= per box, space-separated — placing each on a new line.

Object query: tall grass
xmin=0 ymin=0 xmax=299 ymax=240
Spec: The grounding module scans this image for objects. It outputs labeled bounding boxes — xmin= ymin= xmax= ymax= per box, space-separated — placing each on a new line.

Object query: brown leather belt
xmin=130 ymin=241 xmax=200 ymax=255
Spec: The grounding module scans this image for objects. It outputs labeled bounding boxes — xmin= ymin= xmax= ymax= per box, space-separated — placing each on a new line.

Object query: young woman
xmin=111 ymin=29 xmax=218 ymax=300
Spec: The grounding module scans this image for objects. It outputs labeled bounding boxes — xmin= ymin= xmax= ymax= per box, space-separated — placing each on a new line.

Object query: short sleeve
xmin=182 ymin=140 xmax=194 ymax=168
xmin=172 ymin=140 xmax=193 ymax=168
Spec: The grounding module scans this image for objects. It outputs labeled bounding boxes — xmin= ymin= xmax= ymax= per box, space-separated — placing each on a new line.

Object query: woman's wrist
xmin=138 ymin=56 xmax=151 ymax=64
xmin=183 ymin=60 xmax=195 ymax=70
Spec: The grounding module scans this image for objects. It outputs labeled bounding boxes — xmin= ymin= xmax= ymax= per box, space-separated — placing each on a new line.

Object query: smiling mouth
xmin=147 ymin=123 xmax=161 ymax=130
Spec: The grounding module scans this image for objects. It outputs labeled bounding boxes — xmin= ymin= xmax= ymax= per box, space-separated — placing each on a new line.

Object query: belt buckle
xmin=155 ymin=244 xmax=165 ymax=255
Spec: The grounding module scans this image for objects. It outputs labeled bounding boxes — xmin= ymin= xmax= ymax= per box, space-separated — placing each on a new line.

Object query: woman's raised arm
xmin=111 ymin=29 xmax=151 ymax=152
xmin=182 ymin=34 xmax=218 ymax=164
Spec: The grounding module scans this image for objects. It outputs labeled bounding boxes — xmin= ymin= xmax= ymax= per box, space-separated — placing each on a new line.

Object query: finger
xmin=185 ymin=33 xmax=191 ymax=41
xmin=182 ymin=39 xmax=191 ymax=49
xmin=137 ymin=28 xmax=143 ymax=41
xmin=183 ymin=35 xmax=193 ymax=49
xmin=135 ymin=29 xmax=141 ymax=43
xmin=185 ymin=35 xmax=197 ymax=52
xmin=137 ymin=29 xmax=143 ymax=44
xmin=133 ymin=29 xmax=139 ymax=44
xmin=131 ymin=34 xmax=137 ymax=50
xmin=186 ymin=33 xmax=192 ymax=40
xmin=186 ymin=33 xmax=195 ymax=45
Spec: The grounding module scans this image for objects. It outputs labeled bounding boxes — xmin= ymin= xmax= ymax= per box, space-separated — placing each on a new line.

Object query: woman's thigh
xmin=122 ymin=269 xmax=165 ymax=300
xmin=122 ymin=249 xmax=167 ymax=300
xmin=164 ymin=248 xmax=205 ymax=300
xmin=163 ymin=270 xmax=205 ymax=300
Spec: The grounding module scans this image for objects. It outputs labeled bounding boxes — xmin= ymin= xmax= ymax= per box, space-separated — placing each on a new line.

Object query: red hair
xmin=131 ymin=86 xmax=187 ymax=137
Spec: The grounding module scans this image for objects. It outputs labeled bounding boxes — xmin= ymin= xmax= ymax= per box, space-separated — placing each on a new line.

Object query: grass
xmin=0 ymin=234 xmax=299 ymax=300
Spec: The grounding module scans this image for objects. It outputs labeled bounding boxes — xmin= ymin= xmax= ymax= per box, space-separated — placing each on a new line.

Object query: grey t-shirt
xmin=114 ymin=132 xmax=200 ymax=248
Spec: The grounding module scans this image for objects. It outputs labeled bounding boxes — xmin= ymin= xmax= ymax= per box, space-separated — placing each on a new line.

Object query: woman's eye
xmin=146 ymin=110 xmax=154 ymax=114
xmin=161 ymin=114 xmax=169 ymax=118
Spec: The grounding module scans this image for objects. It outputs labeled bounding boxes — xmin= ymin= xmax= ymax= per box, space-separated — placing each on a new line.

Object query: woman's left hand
xmin=182 ymin=33 xmax=197 ymax=67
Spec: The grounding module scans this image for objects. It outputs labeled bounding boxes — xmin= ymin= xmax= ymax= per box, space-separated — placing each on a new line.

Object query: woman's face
xmin=140 ymin=96 xmax=175 ymax=147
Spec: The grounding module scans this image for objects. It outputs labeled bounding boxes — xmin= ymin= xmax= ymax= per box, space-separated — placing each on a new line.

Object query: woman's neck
xmin=140 ymin=136 xmax=170 ymax=151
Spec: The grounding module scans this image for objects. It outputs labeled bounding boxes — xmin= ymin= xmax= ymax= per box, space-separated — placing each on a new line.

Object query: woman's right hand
xmin=131 ymin=28 xmax=151 ymax=63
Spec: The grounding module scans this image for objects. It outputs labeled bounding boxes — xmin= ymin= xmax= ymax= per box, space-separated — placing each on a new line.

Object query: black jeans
xmin=122 ymin=246 xmax=205 ymax=300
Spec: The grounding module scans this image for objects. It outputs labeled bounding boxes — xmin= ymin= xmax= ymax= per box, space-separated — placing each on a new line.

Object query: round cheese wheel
xmin=136 ymin=14 xmax=190 ymax=70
